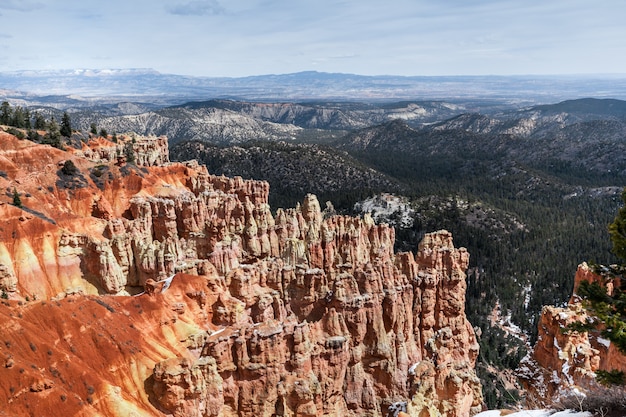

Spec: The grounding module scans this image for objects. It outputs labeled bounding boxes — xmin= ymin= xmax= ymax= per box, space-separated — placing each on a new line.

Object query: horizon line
xmin=2 ymin=68 xmax=626 ymax=79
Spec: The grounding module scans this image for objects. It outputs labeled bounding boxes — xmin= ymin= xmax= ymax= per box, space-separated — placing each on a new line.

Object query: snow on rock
xmin=520 ymin=261 xmax=626 ymax=409
xmin=475 ymin=410 xmax=592 ymax=417
xmin=354 ymin=193 xmax=414 ymax=228
xmin=596 ymin=337 xmax=610 ymax=348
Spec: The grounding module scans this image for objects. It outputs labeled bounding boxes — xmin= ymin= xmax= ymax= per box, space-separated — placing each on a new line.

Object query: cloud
xmin=167 ymin=0 xmax=224 ymax=16
xmin=0 ymin=0 xmax=43 ymax=12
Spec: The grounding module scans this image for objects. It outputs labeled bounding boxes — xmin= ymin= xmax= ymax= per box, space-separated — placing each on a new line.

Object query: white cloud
xmin=167 ymin=0 xmax=224 ymax=16
xmin=0 ymin=0 xmax=625 ymax=76
xmin=0 ymin=0 xmax=43 ymax=12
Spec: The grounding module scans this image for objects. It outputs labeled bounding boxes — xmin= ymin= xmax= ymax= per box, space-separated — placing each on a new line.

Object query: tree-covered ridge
xmin=170 ymin=139 xmax=403 ymax=210
xmin=0 ymin=101 xmax=76 ymax=149
xmin=0 ymin=102 xmax=123 ymax=152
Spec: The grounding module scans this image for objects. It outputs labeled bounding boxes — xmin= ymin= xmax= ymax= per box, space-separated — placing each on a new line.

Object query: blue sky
xmin=0 ymin=0 xmax=624 ymax=77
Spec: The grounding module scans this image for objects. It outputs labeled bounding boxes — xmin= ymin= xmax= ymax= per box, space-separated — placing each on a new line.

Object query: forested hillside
xmin=335 ymin=116 xmax=624 ymax=406
xmin=170 ymin=140 xmax=403 ymax=209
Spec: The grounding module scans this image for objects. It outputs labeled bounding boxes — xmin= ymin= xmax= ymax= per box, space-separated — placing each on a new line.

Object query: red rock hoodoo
xmin=0 ymin=129 xmax=482 ymax=416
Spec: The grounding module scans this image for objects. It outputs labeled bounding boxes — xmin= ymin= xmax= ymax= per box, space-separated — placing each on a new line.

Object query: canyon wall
xmin=0 ymin=129 xmax=482 ymax=416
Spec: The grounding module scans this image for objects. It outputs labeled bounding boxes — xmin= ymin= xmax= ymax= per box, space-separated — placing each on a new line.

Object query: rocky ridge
xmin=519 ymin=263 xmax=626 ymax=405
xmin=68 ymin=100 xmax=466 ymax=146
xmin=0 ymin=128 xmax=482 ymax=416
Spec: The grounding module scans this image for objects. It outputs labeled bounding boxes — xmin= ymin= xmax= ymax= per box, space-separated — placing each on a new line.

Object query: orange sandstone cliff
xmin=0 ymin=129 xmax=482 ymax=416
xmin=518 ymin=262 xmax=626 ymax=404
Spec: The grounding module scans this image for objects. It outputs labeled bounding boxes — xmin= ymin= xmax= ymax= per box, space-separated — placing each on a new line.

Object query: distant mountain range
xmin=155 ymin=97 xmax=626 ymax=213
xmin=65 ymin=99 xmax=467 ymax=145
xmin=3 ymin=69 xmax=626 ymax=104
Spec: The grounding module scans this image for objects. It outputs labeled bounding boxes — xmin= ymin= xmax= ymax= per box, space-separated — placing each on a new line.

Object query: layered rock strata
xmin=0 ymin=128 xmax=482 ymax=416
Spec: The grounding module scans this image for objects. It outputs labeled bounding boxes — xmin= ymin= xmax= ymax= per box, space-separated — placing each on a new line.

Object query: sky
xmin=0 ymin=0 xmax=624 ymax=77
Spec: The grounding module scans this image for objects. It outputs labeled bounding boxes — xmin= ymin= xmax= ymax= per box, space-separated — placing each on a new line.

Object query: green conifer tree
xmin=12 ymin=188 xmax=22 ymax=208
xmin=0 ymin=101 xmax=12 ymax=125
xmin=11 ymin=106 xmax=25 ymax=128
xmin=60 ymin=112 xmax=72 ymax=137
xmin=33 ymin=112 xmax=46 ymax=130
xmin=124 ymin=142 xmax=135 ymax=164
xmin=23 ymin=109 xmax=31 ymax=129
xmin=43 ymin=117 xmax=62 ymax=149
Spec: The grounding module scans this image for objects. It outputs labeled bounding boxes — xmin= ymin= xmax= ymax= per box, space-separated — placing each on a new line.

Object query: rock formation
xmin=148 ymin=227 xmax=482 ymax=417
xmin=519 ymin=262 xmax=626 ymax=405
xmin=0 ymin=128 xmax=482 ymax=416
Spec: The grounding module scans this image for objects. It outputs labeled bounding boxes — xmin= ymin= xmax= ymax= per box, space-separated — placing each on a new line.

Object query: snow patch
xmin=210 ymin=328 xmax=225 ymax=336
xmin=474 ymin=410 xmax=592 ymax=417
xmin=558 ymin=312 xmax=570 ymax=321
xmin=354 ymin=193 xmax=414 ymax=228
xmin=160 ymin=274 xmax=175 ymax=293
xmin=490 ymin=301 xmax=527 ymax=342
xmin=523 ymin=284 xmax=532 ymax=309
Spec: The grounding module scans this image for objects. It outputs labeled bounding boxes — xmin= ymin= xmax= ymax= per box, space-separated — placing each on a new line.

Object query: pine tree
xmin=43 ymin=117 xmax=62 ymax=149
xmin=33 ymin=112 xmax=46 ymax=130
xmin=0 ymin=101 xmax=12 ymax=125
xmin=11 ymin=106 xmax=25 ymax=128
xmin=60 ymin=112 xmax=72 ymax=137
xmin=124 ymin=142 xmax=135 ymax=164
xmin=12 ymin=188 xmax=22 ymax=208
xmin=23 ymin=109 xmax=31 ymax=129
xmin=90 ymin=123 xmax=98 ymax=135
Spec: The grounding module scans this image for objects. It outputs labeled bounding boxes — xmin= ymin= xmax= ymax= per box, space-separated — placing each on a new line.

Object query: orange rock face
xmin=0 ymin=129 xmax=482 ymax=416
xmin=519 ymin=262 xmax=626 ymax=404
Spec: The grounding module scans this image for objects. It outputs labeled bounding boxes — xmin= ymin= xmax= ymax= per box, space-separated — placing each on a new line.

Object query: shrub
xmin=6 ymin=127 xmax=25 ymax=139
xmin=61 ymin=160 xmax=78 ymax=176
xmin=597 ymin=369 xmax=626 ymax=386
xmin=27 ymin=129 xmax=42 ymax=142
xmin=555 ymin=385 xmax=626 ymax=416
